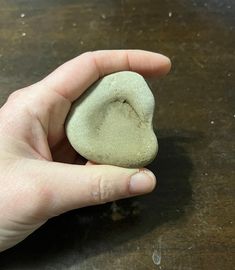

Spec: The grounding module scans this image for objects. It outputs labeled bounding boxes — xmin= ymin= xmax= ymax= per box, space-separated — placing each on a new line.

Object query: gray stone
xmin=65 ymin=71 xmax=158 ymax=168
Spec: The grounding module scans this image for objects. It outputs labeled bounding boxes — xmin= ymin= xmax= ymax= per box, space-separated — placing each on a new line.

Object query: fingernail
xmin=129 ymin=169 xmax=156 ymax=194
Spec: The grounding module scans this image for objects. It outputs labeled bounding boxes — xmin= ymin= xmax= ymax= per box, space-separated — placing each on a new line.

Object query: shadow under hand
xmin=0 ymin=130 xmax=196 ymax=269
xmin=144 ymin=132 xmax=194 ymax=226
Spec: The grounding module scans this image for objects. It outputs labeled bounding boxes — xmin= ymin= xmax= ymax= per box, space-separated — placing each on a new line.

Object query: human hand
xmin=0 ymin=50 xmax=171 ymax=252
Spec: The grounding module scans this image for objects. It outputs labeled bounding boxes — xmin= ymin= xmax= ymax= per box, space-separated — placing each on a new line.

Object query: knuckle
xmin=92 ymin=173 xmax=110 ymax=204
xmin=81 ymin=51 xmax=93 ymax=58
xmin=7 ymin=89 xmax=25 ymax=103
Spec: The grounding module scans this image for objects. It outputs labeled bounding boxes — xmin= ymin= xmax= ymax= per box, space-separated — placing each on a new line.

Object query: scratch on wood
xmin=152 ymin=236 xmax=162 ymax=266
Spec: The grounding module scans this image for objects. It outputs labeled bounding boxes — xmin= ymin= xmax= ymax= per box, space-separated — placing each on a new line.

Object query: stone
xmin=65 ymin=71 xmax=158 ymax=168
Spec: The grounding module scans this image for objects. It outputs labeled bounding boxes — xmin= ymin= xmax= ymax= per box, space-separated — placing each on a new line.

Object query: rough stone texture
xmin=66 ymin=71 xmax=157 ymax=167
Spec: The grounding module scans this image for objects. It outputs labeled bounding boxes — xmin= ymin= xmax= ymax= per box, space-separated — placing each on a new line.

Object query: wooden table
xmin=0 ymin=0 xmax=234 ymax=269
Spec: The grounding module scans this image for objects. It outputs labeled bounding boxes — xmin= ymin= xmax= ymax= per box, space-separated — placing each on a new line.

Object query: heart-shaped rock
xmin=65 ymin=71 xmax=158 ymax=168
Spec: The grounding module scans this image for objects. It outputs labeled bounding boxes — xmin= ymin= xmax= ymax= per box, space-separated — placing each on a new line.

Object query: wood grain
xmin=0 ymin=0 xmax=234 ymax=269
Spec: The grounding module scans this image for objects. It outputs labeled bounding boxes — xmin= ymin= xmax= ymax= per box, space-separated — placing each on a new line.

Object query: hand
xmin=0 ymin=50 xmax=171 ymax=252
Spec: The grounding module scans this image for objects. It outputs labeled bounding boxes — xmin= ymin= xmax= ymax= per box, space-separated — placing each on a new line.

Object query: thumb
xmin=31 ymin=160 xmax=156 ymax=217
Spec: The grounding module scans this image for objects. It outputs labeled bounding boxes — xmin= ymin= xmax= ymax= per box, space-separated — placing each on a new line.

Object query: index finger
xmin=40 ymin=50 xmax=171 ymax=102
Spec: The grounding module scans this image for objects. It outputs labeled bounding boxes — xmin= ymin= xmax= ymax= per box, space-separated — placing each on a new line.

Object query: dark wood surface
xmin=0 ymin=0 xmax=234 ymax=269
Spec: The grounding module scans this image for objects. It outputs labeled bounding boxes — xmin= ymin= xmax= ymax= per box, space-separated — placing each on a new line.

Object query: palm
xmin=25 ymin=90 xmax=87 ymax=165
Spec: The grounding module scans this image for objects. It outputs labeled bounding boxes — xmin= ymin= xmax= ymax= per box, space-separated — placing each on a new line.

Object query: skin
xmin=0 ymin=50 xmax=171 ymax=252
